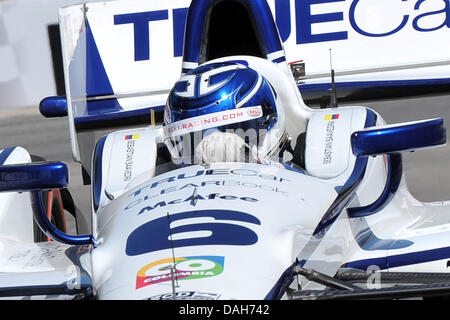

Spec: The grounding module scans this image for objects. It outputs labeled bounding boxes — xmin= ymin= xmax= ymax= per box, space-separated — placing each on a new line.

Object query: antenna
xmin=150 ymin=108 xmax=156 ymax=127
xmin=166 ymin=211 xmax=179 ymax=299
xmin=329 ymin=49 xmax=338 ymax=108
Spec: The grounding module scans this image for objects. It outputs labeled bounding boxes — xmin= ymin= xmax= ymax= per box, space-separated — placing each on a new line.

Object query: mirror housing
xmin=351 ymin=118 xmax=446 ymax=157
xmin=0 ymin=161 xmax=95 ymax=246
xmin=39 ymin=96 xmax=68 ymax=118
xmin=0 ymin=161 xmax=69 ymax=192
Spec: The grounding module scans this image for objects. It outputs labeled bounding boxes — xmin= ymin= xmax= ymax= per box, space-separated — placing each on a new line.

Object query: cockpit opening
xmin=204 ymin=0 xmax=265 ymax=62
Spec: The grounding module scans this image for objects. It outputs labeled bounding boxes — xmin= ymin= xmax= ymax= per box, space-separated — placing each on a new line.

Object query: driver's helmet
xmin=163 ymin=61 xmax=288 ymax=165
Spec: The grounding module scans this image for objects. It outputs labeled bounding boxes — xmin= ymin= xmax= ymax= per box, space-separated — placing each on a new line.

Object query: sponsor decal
xmin=163 ymin=106 xmax=263 ymax=138
xmin=124 ymin=182 xmax=287 ymax=212
xmin=124 ymin=136 xmax=137 ymax=182
xmin=115 ymin=2 xmax=450 ymax=61
xmin=136 ymin=192 xmax=258 ymax=215
xmin=323 ymin=120 xmax=335 ymax=165
xmin=125 ymin=134 xmax=140 ymax=140
xmin=146 ymin=291 xmax=221 ymax=300
xmin=128 ymin=168 xmax=289 ymax=199
xmin=126 ymin=210 xmax=260 ymax=256
xmin=325 ymin=114 xmax=339 ymax=121
xmin=247 ymin=107 xmax=262 ymax=117
xmin=136 ymin=256 xmax=224 ymax=289
xmin=124 ymin=169 xmax=290 ymax=212
xmin=3 ymin=242 xmax=66 ymax=273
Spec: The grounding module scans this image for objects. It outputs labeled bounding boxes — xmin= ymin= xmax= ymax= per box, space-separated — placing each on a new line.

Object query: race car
xmin=1 ymin=0 xmax=450 ymax=300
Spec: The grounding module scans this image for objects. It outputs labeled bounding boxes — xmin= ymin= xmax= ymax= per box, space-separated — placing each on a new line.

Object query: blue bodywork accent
xmin=346 ymin=153 xmax=413 ymax=251
xmin=67 ymin=19 xmax=122 ymax=121
xmin=285 ymin=109 xmax=382 ymax=299
xmin=92 ymin=135 xmax=107 ymax=212
xmin=0 ymin=147 xmax=15 ymax=166
xmin=272 ymin=56 xmax=286 ymax=64
xmin=283 ymin=163 xmax=307 ymax=174
xmin=85 ymin=20 xmax=122 ymax=114
xmin=349 ymin=215 xmax=413 ymax=251
xmin=342 ymin=256 xmax=389 ymax=270
xmin=0 ymin=155 xmax=94 ymax=244
xmin=183 ymin=0 xmax=283 ymax=65
xmin=351 ymin=118 xmax=446 ymax=157
xmin=312 ymin=157 xmax=369 ymax=238
xmin=342 ymin=246 xmax=450 ymax=271
xmin=275 ymin=0 xmax=291 ymax=42
xmin=85 ymin=20 xmax=114 ymax=97
xmin=264 ymin=261 xmax=298 ymax=300
xmin=173 ymin=8 xmax=189 ymax=57
xmin=0 ymin=161 xmax=69 ymax=192
xmin=31 ymin=191 xmax=95 ymax=246
xmin=181 ymin=0 xmax=209 ymax=64
xmin=39 ymin=96 xmax=68 ymax=118
xmin=0 ymin=161 xmax=97 ymax=245
xmin=348 ymin=154 xmax=403 ymax=218
xmin=312 ymin=109 xmax=377 ymax=238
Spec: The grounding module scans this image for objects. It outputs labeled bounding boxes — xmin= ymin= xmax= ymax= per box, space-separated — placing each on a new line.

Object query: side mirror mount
xmin=351 ymin=118 xmax=446 ymax=157
xmin=0 ymin=161 xmax=95 ymax=246
xmin=39 ymin=96 xmax=68 ymax=118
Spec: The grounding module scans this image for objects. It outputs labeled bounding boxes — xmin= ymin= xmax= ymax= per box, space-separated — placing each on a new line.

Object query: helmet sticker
xmin=164 ymin=105 xmax=263 ymax=138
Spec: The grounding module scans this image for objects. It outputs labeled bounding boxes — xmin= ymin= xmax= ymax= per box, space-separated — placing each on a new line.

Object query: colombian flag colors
xmin=325 ymin=114 xmax=339 ymax=120
xmin=125 ymin=134 xmax=140 ymax=140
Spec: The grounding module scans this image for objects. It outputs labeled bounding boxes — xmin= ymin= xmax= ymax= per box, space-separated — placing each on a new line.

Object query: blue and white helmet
xmin=163 ymin=61 xmax=287 ymax=164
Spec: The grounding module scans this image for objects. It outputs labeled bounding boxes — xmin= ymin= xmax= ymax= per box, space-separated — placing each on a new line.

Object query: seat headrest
xmin=305 ymin=107 xmax=368 ymax=179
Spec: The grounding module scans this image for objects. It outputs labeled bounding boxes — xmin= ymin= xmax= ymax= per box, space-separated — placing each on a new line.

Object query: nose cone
xmin=91 ymin=162 xmax=337 ymax=299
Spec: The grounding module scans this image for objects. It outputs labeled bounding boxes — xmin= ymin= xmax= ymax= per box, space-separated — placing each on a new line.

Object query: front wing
xmin=0 ymin=241 xmax=92 ymax=300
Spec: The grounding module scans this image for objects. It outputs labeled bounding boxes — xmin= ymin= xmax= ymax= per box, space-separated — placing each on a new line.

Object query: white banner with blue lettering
xmin=59 ymin=0 xmax=450 ymax=118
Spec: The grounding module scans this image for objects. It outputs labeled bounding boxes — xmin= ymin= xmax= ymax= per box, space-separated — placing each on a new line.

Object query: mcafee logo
xmin=247 ymin=107 xmax=262 ymax=117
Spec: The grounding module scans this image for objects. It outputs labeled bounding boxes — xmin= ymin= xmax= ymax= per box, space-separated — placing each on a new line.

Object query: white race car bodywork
xmin=93 ymin=162 xmax=336 ymax=299
xmin=1 ymin=0 xmax=450 ymax=300
xmin=0 ymin=147 xmax=33 ymax=248
xmin=2 ymin=109 xmax=447 ymax=299
xmin=85 ymin=106 xmax=450 ymax=299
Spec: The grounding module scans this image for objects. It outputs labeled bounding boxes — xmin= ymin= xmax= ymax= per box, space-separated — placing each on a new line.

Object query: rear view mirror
xmin=39 ymin=96 xmax=68 ymax=118
xmin=351 ymin=118 xmax=446 ymax=157
xmin=0 ymin=161 xmax=95 ymax=245
xmin=0 ymin=161 xmax=69 ymax=192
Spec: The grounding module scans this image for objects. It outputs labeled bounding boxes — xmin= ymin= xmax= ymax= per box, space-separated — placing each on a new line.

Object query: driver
xmin=163 ymin=61 xmax=299 ymax=167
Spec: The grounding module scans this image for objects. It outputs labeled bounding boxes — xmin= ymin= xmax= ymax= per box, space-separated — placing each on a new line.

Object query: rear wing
xmin=58 ymin=0 xmax=189 ymax=165
xmin=286 ymin=0 xmax=450 ymax=104
xmin=51 ymin=0 xmax=450 ymax=175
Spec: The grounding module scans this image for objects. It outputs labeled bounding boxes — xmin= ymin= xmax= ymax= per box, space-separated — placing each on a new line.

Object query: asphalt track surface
xmin=1 ymin=92 xmax=450 ymax=234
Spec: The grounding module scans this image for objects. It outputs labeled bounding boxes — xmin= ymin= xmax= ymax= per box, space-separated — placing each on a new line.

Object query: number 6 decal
xmin=126 ymin=210 xmax=261 ymax=256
